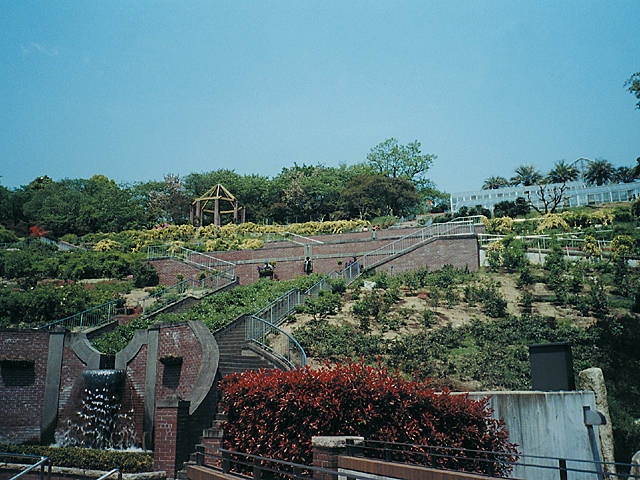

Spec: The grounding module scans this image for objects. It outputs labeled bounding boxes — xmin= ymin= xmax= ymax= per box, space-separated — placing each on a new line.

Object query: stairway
xmin=213 ymin=315 xmax=287 ymax=378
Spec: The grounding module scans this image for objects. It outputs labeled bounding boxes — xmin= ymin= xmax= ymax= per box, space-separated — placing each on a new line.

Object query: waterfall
xmin=55 ymin=369 xmax=137 ymax=449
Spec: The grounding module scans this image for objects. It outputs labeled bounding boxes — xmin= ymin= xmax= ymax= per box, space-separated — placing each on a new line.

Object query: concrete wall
xmin=466 ymin=391 xmax=602 ymax=480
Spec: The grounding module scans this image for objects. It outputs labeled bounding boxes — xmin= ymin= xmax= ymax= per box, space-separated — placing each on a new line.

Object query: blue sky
xmin=2 ymin=1 xmax=639 ymax=194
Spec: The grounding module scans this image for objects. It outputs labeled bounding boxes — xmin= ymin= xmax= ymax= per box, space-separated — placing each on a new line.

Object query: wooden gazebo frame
xmin=190 ymin=184 xmax=245 ymax=226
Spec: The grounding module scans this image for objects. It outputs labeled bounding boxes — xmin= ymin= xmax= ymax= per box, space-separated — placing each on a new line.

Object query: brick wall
xmin=373 ymin=235 xmax=480 ymax=275
xmin=151 ymin=259 xmax=207 ymax=286
xmin=153 ymin=396 xmax=193 ymax=479
xmin=0 ymin=329 xmax=50 ymax=443
xmin=147 ymin=228 xmax=480 ymax=286
xmin=56 ymin=342 xmax=89 ymax=432
xmin=156 ymin=324 xmax=202 ymax=402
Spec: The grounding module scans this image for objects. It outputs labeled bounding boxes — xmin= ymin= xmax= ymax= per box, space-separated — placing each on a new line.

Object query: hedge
xmin=0 ymin=443 xmax=153 ymax=473
xmin=219 ymin=361 xmax=518 ymax=476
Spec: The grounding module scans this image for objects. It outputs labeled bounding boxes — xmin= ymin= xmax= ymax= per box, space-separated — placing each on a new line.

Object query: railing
xmin=352 ymin=439 xmax=639 ymax=480
xmin=196 ymin=442 xmax=640 ymax=480
xmin=357 ymin=220 xmax=476 ymax=269
xmin=245 ymin=316 xmax=307 ymax=369
xmin=146 ymin=244 xmax=236 ymax=274
xmin=0 ymin=453 xmax=51 ymax=480
xmin=95 ymin=468 xmax=122 ymax=480
xmin=137 ymin=271 xmax=236 ymax=316
xmin=39 ymin=299 xmax=119 ymax=331
xmin=450 ymin=215 xmax=487 ymax=225
xmin=478 ymin=233 xmax=612 ymax=255
xmin=246 ymin=261 xmax=364 ymax=368
xmin=40 ymin=250 xmax=236 ymax=330
xmin=253 ymin=289 xmax=303 ymax=325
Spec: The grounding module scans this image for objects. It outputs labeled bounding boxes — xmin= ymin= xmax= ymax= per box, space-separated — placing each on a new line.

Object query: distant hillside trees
xmin=2 ymin=145 xmax=437 ymax=236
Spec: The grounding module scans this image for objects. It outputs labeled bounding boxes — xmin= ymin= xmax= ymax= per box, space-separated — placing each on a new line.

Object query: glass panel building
xmin=450 ymin=181 xmax=640 ymax=212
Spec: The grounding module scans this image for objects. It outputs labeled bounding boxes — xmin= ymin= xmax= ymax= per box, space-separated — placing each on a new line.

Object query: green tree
xmin=612 ymin=166 xmax=637 ymax=184
xmin=366 ymin=138 xmax=436 ymax=192
xmin=510 ymin=165 xmax=542 ymax=186
xmin=584 ymin=159 xmax=615 ymax=186
xmin=21 ymin=175 xmax=143 ymax=236
xmin=340 ymin=174 xmax=421 ymax=219
xmin=546 ymin=160 xmax=579 ymax=184
xmin=482 ymin=176 xmax=510 ymax=190
xmin=185 ymin=169 xmax=273 ymax=223
xmin=626 ymin=72 xmax=640 ymax=109
xmin=270 ymin=164 xmax=363 ymax=223
xmin=146 ymin=174 xmax=190 ymax=224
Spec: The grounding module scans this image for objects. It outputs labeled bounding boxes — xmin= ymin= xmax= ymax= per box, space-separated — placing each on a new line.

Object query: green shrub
xmin=300 ymin=290 xmax=342 ymax=320
xmin=0 ymin=443 xmax=153 ymax=473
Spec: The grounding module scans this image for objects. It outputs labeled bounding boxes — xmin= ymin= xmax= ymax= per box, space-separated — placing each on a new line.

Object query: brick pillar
xmin=154 ymin=395 xmax=190 ymax=479
xmin=311 ymin=436 xmax=363 ymax=480
xmin=201 ymin=415 xmax=226 ymax=468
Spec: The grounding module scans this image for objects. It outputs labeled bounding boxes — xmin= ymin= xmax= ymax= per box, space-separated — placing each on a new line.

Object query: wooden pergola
xmin=190 ymin=184 xmax=246 ymax=226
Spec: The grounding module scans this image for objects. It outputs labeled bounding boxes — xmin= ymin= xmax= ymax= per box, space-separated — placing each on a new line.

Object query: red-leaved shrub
xmin=219 ymin=361 xmax=518 ymax=476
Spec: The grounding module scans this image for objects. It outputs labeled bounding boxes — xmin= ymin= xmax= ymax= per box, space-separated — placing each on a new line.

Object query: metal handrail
xmin=4 ymin=454 xmax=51 ymax=480
xmin=95 ymin=468 xmax=122 ymax=480
xmin=477 ymin=233 xmax=613 ymax=253
xmin=246 ymin=316 xmax=307 ymax=369
xmin=137 ymin=269 xmax=236 ymax=315
xmin=38 ymin=299 xmax=119 ymax=331
xmin=147 ymin=244 xmax=235 ymax=271
xmin=200 ymin=441 xmax=640 ymax=480
xmin=358 ymin=220 xmax=476 ymax=269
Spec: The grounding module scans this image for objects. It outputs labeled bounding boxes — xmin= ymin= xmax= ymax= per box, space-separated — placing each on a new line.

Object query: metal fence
xmin=40 ymin=259 xmax=235 ymax=330
xmin=245 ymin=259 xmax=365 ymax=369
xmin=357 ymin=219 xmax=476 ymax=269
xmin=197 ymin=441 xmax=640 ymax=480
xmin=245 ymin=316 xmax=307 ymax=369
xmin=137 ymin=271 xmax=236 ymax=316
xmin=0 ymin=452 xmax=51 ymax=480
xmin=39 ymin=299 xmax=119 ymax=331
xmin=146 ymin=244 xmax=236 ymax=274
xmin=478 ymin=233 xmax=612 ymax=256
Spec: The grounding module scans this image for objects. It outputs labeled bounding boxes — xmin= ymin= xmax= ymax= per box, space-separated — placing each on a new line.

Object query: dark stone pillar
xmin=41 ymin=327 xmax=65 ymax=443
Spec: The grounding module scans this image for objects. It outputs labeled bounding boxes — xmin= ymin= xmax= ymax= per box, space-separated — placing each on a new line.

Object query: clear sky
xmin=2 ymin=1 xmax=639 ymax=194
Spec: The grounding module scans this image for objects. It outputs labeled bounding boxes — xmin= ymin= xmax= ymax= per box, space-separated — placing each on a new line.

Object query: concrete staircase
xmin=213 ymin=316 xmax=285 ymax=378
xmin=177 ymin=316 xmax=288 ymax=479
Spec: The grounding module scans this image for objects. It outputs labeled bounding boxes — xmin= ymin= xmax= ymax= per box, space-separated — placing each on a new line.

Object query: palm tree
xmin=482 ymin=176 xmax=510 ymax=190
xmin=510 ymin=165 xmax=543 ymax=186
xmin=584 ymin=159 xmax=615 ymax=186
xmin=547 ymin=160 xmax=579 ymax=184
xmin=612 ymin=166 xmax=636 ymax=184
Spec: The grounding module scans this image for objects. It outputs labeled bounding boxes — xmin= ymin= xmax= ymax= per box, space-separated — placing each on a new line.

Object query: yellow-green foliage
xmin=484 ymin=217 xmax=514 ymax=235
xmin=83 ymin=219 xmax=369 ymax=252
xmin=611 ymin=235 xmax=635 ymax=259
xmin=239 ymin=238 xmax=265 ymax=250
xmin=590 ymin=209 xmax=615 ymax=227
xmin=562 ymin=208 xmax=615 ymax=229
xmin=93 ymin=239 xmax=121 ymax=252
xmin=582 ymin=235 xmax=601 ymax=258
xmin=535 ymin=214 xmax=570 ymax=233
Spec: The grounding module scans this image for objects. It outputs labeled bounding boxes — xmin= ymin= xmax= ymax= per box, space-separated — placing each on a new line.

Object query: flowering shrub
xmin=219 ymin=361 xmax=518 ymax=476
xmin=484 ymin=217 xmax=514 ymax=235
xmin=535 ymin=213 xmax=570 ymax=233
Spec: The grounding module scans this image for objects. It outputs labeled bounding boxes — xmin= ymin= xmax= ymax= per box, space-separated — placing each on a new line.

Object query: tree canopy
xmin=626 ymin=72 xmax=640 ymax=109
xmin=366 ymin=138 xmax=436 ymax=191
